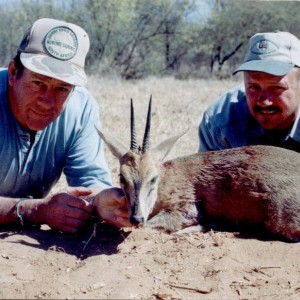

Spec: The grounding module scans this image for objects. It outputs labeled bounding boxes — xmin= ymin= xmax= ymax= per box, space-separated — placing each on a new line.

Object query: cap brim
xmin=20 ymin=53 xmax=87 ymax=86
xmin=233 ymin=60 xmax=294 ymax=76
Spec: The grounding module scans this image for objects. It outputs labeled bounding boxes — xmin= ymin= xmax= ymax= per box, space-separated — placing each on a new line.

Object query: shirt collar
xmin=247 ymin=105 xmax=300 ymax=144
xmin=288 ymin=106 xmax=300 ymax=142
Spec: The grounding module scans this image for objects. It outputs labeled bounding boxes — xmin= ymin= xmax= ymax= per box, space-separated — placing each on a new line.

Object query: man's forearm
xmin=0 ymin=197 xmax=44 ymax=225
xmin=0 ymin=186 xmax=108 ymax=231
xmin=0 ymin=197 xmax=19 ymax=224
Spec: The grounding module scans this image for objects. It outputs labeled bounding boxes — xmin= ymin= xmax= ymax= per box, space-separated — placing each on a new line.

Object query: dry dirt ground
xmin=1 ymin=77 xmax=299 ymax=299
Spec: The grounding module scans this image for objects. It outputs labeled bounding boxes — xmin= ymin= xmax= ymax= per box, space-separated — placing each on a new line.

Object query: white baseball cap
xmin=18 ymin=18 xmax=90 ymax=86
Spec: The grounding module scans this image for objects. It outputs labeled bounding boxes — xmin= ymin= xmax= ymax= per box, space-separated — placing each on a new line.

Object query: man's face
xmin=244 ymin=68 xmax=300 ymax=131
xmin=8 ymin=62 xmax=74 ymax=131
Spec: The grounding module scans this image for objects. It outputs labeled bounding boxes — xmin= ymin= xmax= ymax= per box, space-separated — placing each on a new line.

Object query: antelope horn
xmin=142 ymin=95 xmax=152 ymax=154
xmin=130 ymin=98 xmax=138 ymax=152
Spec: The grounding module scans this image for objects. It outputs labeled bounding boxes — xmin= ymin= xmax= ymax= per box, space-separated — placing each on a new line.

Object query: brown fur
xmin=96 ymin=119 xmax=300 ymax=242
xmin=145 ymin=145 xmax=300 ymax=241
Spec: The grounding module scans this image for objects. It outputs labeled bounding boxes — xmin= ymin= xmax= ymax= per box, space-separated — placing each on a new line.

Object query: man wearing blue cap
xmin=0 ymin=18 xmax=130 ymax=233
xmin=199 ymin=31 xmax=300 ymax=152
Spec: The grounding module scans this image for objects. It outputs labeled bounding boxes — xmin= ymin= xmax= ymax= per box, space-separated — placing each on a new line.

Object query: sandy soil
xmin=1 ymin=77 xmax=299 ymax=299
xmin=1 ymin=224 xmax=299 ymax=299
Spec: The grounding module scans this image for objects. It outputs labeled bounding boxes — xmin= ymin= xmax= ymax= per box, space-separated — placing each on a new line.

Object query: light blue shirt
xmin=199 ymin=84 xmax=300 ymax=152
xmin=0 ymin=69 xmax=112 ymax=198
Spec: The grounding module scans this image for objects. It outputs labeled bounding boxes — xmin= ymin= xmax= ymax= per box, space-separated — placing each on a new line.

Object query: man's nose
xmin=38 ymin=89 xmax=56 ymax=106
xmin=256 ymin=91 xmax=273 ymax=107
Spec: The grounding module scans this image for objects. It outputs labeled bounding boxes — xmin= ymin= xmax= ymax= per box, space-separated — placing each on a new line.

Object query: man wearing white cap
xmin=199 ymin=31 xmax=300 ymax=153
xmin=0 ymin=18 xmax=130 ymax=232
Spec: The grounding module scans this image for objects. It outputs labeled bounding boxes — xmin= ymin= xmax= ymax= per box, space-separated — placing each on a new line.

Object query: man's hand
xmin=93 ymin=187 xmax=132 ymax=228
xmin=40 ymin=187 xmax=94 ymax=233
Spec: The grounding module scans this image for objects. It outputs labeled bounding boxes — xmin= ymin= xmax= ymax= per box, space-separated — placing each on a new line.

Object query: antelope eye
xmin=150 ymin=176 xmax=158 ymax=185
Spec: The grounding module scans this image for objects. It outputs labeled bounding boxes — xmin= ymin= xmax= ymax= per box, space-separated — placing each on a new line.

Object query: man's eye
xmin=30 ymin=81 xmax=44 ymax=91
xmin=248 ymin=85 xmax=260 ymax=91
xmin=33 ymin=80 xmax=43 ymax=86
xmin=55 ymin=86 xmax=72 ymax=95
xmin=58 ymin=86 xmax=71 ymax=92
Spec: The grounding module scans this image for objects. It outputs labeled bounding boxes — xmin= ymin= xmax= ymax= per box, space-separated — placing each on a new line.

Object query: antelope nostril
xmin=130 ymin=216 xmax=144 ymax=225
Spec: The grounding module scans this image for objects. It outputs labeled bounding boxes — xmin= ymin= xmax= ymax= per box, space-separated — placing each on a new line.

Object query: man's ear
xmin=7 ymin=61 xmax=18 ymax=86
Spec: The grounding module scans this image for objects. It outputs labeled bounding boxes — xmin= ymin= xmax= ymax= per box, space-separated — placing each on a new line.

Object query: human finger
xmin=64 ymin=213 xmax=90 ymax=226
xmin=64 ymin=205 xmax=92 ymax=220
xmin=64 ymin=186 xmax=94 ymax=198
xmin=65 ymin=194 xmax=94 ymax=213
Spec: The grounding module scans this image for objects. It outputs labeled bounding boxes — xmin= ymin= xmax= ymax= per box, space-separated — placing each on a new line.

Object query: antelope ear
xmin=151 ymin=129 xmax=189 ymax=162
xmin=95 ymin=126 xmax=128 ymax=159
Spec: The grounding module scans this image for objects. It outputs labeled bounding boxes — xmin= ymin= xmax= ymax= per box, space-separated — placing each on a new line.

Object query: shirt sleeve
xmin=198 ymin=84 xmax=249 ymax=153
xmin=63 ymin=89 xmax=112 ymax=189
xmin=198 ymin=110 xmax=221 ymax=152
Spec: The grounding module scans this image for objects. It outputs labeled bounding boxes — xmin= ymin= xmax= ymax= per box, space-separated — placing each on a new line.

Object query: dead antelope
xmin=97 ymin=97 xmax=300 ymax=242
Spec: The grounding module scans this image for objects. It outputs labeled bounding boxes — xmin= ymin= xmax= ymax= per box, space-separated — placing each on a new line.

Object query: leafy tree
xmin=0 ymin=0 xmax=74 ymax=66
xmin=1 ymin=0 xmax=300 ymax=79
xmin=203 ymin=0 xmax=300 ymax=75
xmin=79 ymin=0 xmax=196 ymax=79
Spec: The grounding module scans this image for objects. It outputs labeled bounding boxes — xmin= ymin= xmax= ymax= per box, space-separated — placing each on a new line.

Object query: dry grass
xmin=86 ymin=76 xmax=238 ymax=185
xmin=54 ymin=76 xmax=239 ymax=190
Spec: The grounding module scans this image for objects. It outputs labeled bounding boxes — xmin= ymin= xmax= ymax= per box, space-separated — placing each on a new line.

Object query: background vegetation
xmin=1 ymin=0 xmax=300 ymax=79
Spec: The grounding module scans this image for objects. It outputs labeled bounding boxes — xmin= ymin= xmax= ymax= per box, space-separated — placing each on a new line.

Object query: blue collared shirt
xmin=0 ymin=69 xmax=112 ymax=198
xmin=199 ymin=84 xmax=300 ymax=152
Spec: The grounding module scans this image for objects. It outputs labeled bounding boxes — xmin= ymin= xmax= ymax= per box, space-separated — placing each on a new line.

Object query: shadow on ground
xmin=0 ymin=221 xmax=131 ymax=259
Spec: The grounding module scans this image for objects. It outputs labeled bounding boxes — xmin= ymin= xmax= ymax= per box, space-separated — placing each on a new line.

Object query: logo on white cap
xmin=251 ymin=39 xmax=277 ymax=55
xmin=44 ymin=26 xmax=78 ymax=61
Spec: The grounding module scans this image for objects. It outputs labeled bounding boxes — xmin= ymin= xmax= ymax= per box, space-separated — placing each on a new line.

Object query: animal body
xmin=97 ymin=98 xmax=300 ymax=242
